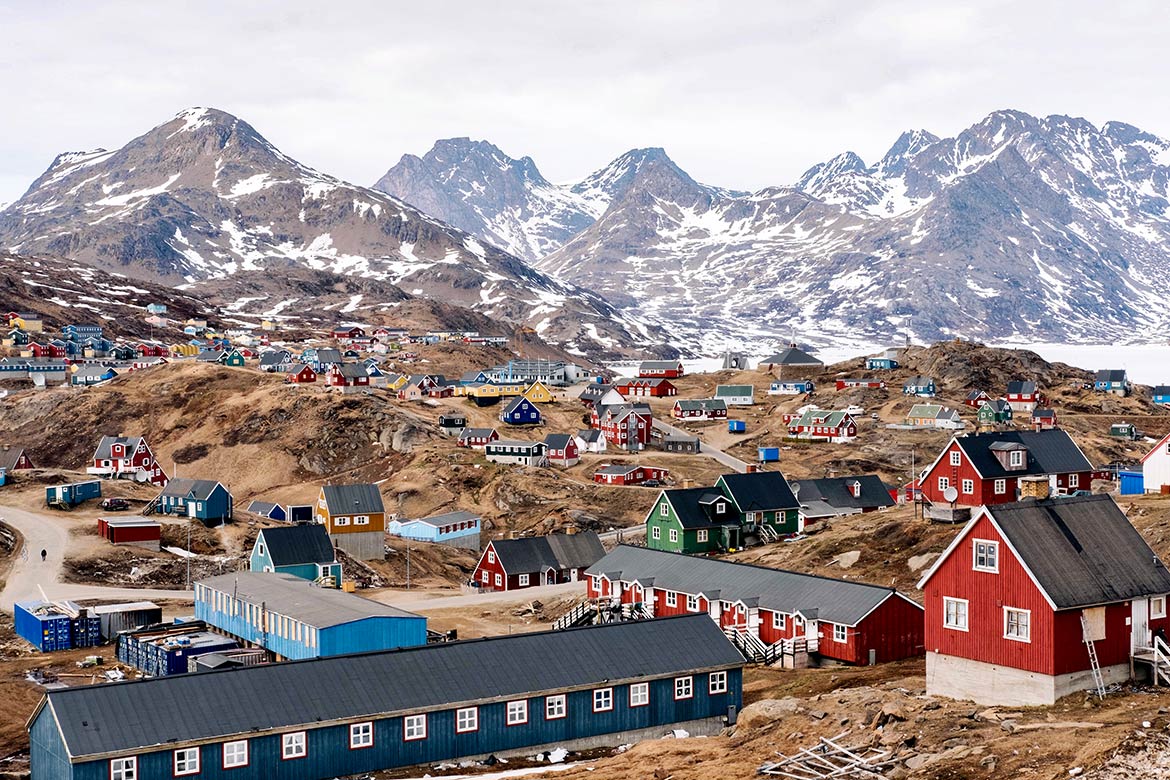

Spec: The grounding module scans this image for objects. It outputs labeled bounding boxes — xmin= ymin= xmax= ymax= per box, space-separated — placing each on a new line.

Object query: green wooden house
xmin=976 ymin=398 xmax=1013 ymax=426
xmin=222 ymin=348 xmax=247 ymax=367
xmin=645 ymin=472 xmax=801 ymax=554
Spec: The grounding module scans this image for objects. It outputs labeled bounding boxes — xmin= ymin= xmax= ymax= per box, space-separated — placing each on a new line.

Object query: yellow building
xmin=523 ymin=380 xmax=555 ymax=404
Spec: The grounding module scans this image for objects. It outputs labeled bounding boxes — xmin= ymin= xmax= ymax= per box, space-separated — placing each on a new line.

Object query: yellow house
xmin=388 ymin=374 xmax=411 ymax=391
xmin=261 ymin=319 xmax=276 ymax=331
xmin=170 ymin=343 xmax=200 ymax=356
xmin=13 ymin=316 xmax=43 ymax=333
xmin=523 ymin=380 xmax=555 ymax=404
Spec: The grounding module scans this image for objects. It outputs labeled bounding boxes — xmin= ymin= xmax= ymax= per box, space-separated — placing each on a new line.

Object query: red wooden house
xmin=917 ymin=494 xmax=1170 ymax=706
xmin=592 ymin=463 xmax=669 ymax=486
xmin=592 ymin=403 xmax=653 ymax=452
xmin=918 ymin=430 xmax=1093 ymax=508
xmin=672 ymin=399 xmax=728 ymax=421
xmin=637 ymin=360 xmax=684 ymax=379
xmin=288 ymin=364 xmax=317 ymax=383
xmin=98 ymin=517 xmax=162 ymax=551
xmin=457 ymin=427 xmax=499 ymax=449
xmin=964 ymin=389 xmax=992 ymax=408
xmin=474 ymin=531 xmax=606 ymax=592
xmin=586 ymin=546 xmax=924 ymax=665
xmin=1031 ymin=408 xmax=1058 ymax=430
xmin=0 ymin=446 xmax=34 ymax=471
xmin=1005 ymin=380 xmax=1043 ymax=412
xmin=543 ymin=434 xmax=580 ymax=467
xmin=613 ymin=377 xmax=678 ymax=398
xmin=331 ymin=326 xmax=365 ymax=341
xmin=87 ymin=435 xmax=168 ymax=486
xmin=326 ymin=363 xmax=371 ymax=392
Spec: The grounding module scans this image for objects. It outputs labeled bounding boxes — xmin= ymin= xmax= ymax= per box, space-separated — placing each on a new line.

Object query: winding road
xmin=0 ymin=504 xmax=191 ymax=612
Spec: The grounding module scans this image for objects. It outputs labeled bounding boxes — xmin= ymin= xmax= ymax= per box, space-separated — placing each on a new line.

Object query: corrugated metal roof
xmin=45 ymin=614 xmax=741 ymax=759
xmin=587 ymin=546 xmax=912 ymax=626
xmin=988 ymin=495 xmax=1170 ymax=609
xmin=415 ymin=510 xmax=480 ymax=528
xmin=792 ymin=475 xmax=894 ymax=512
xmin=491 ymin=532 xmax=605 ymax=574
xmin=258 ymin=525 xmax=336 ymax=567
xmin=321 ymin=483 xmax=385 ymax=515
xmin=198 ymin=572 xmax=419 ymax=627
xmin=159 ymin=478 xmax=223 ymax=500
xmin=92 ymin=436 xmax=145 ymax=460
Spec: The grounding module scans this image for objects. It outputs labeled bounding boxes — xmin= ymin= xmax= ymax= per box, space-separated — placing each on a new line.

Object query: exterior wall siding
xmin=29 ymin=707 xmax=72 ymax=780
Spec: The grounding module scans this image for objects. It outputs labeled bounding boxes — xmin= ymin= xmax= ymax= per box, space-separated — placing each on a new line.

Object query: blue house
xmin=865 ymin=356 xmax=899 ymax=370
xmin=1154 ymin=386 xmax=1170 ymax=405
xmin=70 ymin=366 xmax=117 ymax=386
xmin=153 ymin=478 xmax=234 ymax=526
xmin=388 ymin=510 xmax=481 ymax=551
xmin=1094 ymin=369 xmax=1130 ymax=395
xmin=251 ymin=525 xmax=342 ymax=586
xmin=902 ymin=376 xmax=936 ymax=397
xmin=499 ymin=396 xmax=542 ymax=426
xmin=194 ymin=571 xmax=426 ymax=660
xmin=61 ymin=324 xmax=103 ymax=342
xmin=768 ymin=380 xmax=814 ymax=395
xmin=30 ymin=616 xmax=742 ymax=780
xmin=246 ymin=499 xmax=286 ymax=521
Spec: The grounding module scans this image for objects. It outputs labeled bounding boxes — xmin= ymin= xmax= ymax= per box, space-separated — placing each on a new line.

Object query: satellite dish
xmin=943 ymin=486 xmax=959 ymax=503
xmin=790 ymin=483 xmax=800 ymax=498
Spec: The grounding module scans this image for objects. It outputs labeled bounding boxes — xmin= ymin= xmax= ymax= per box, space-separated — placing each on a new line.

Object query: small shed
xmin=728 ymin=419 xmax=746 ymax=434
xmin=98 ymin=517 xmax=162 ymax=550
xmin=1120 ymin=469 xmax=1144 ymax=495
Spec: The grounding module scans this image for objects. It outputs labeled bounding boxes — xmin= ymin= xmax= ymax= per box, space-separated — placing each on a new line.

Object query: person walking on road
xmin=40 ymin=548 xmax=47 ymax=563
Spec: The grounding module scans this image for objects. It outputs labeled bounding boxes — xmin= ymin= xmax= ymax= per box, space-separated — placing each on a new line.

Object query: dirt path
xmin=0 ymin=503 xmax=191 ymax=612
xmin=366 ymin=580 xmax=587 ymax=610
xmin=653 ymin=420 xmax=750 ymax=473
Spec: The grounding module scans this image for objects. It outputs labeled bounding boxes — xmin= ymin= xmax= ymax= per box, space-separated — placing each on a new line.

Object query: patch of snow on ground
xmin=227 ymin=174 xmax=273 ymax=199
xmin=95 ymin=173 xmax=181 ymax=207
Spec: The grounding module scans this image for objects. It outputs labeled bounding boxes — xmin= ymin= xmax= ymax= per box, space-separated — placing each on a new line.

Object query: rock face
xmin=0 ymin=108 xmax=667 ymax=358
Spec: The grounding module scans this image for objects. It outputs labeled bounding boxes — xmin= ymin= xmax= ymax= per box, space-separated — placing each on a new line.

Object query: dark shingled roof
xmin=987 ymin=495 xmax=1170 ymax=609
xmin=717 ymin=472 xmax=800 ymax=513
xmin=40 ymin=616 xmax=740 ymax=759
xmin=588 ymin=546 xmax=916 ymax=627
xmin=92 ymin=436 xmax=146 ymax=460
xmin=953 ymin=430 xmax=1092 ymax=479
xmin=544 ymin=433 xmax=574 ymax=450
xmin=760 ymin=346 xmax=823 ymax=366
xmin=159 ymin=478 xmax=224 ymax=500
xmin=258 ymin=525 xmax=335 ymax=567
xmin=661 ymin=487 xmax=737 ymax=529
xmin=490 ymin=531 xmax=605 ymax=574
xmin=1095 ymin=369 xmax=1127 ymax=383
xmin=321 ymin=483 xmax=385 ymax=515
xmin=246 ymin=500 xmax=282 ymax=517
xmin=791 ymin=475 xmax=895 ymax=512
xmin=1006 ymin=380 xmax=1037 ymax=395
xmin=0 ymin=446 xmax=28 ymax=472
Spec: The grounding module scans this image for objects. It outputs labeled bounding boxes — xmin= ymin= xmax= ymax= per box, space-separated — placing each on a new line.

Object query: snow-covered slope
xmin=0 ymin=109 xmax=666 ymax=357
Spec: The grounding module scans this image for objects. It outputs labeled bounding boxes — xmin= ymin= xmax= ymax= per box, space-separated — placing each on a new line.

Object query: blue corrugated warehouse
xmin=29 ymin=615 xmax=743 ymax=780
xmin=194 ymin=572 xmax=426 ymax=659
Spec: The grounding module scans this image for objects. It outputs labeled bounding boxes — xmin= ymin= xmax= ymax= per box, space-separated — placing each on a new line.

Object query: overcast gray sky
xmin=2 ymin=0 xmax=1169 ymax=205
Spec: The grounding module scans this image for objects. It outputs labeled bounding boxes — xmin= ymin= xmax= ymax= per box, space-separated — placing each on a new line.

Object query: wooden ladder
xmin=1081 ymin=613 xmax=1107 ymax=698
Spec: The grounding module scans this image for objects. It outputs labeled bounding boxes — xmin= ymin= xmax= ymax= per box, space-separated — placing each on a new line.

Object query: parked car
xmin=99 ymin=497 xmax=129 ymax=511
xmin=642 ymin=479 xmax=661 ymax=488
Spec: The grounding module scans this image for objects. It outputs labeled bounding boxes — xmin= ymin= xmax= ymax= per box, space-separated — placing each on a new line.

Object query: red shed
xmin=917 ymin=494 xmax=1170 ymax=706
xmin=919 ymin=429 xmax=1093 ymax=508
xmin=288 ymin=364 xmax=317 ymax=383
xmin=474 ymin=532 xmax=606 ymax=592
xmin=584 ymin=546 xmax=924 ymax=666
xmin=98 ymin=517 xmax=161 ymax=551
xmin=637 ymin=360 xmax=684 ymax=379
xmin=592 ymin=463 xmax=669 ymax=486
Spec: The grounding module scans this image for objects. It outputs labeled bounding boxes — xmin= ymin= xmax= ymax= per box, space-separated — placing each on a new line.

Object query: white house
xmin=1142 ymin=433 xmax=1170 ymax=494
xmin=714 ymin=384 xmax=755 ymax=406
xmin=574 ymin=429 xmax=607 ymax=454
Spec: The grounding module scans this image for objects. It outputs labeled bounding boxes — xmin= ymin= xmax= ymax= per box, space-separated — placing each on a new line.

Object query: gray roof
xmin=577 ymin=429 xmax=603 ymax=442
xmin=40 ymin=615 xmax=741 ymax=759
xmin=595 ymin=463 xmax=643 ymax=476
xmin=588 ymin=546 xmax=916 ymax=627
xmin=717 ymin=472 xmax=800 ymax=513
xmin=791 ymin=476 xmax=895 ymax=512
xmin=159 ymin=478 xmax=224 ymax=501
xmin=198 ymin=572 xmax=418 ymax=628
xmin=0 ymin=446 xmax=28 ymax=472
xmin=490 ymin=531 xmax=605 ymax=574
xmin=661 ymin=487 xmax=738 ymax=529
xmin=320 ymin=483 xmax=385 ymax=515
xmin=316 ymin=348 xmax=343 ymax=363
xmin=336 ymin=363 xmax=369 ymax=378
xmin=73 ymin=365 xmax=115 ymax=378
xmin=953 ymin=429 xmax=1092 ymax=479
xmin=459 ymin=427 xmax=497 ymax=440
xmin=92 ymin=436 xmax=145 ymax=460
xmin=544 ymin=433 xmax=574 ymax=449
xmin=715 ymin=385 xmax=753 ymax=396
xmin=247 ymin=500 xmax=282 ymax=516
xmin=760 ymin=346 xmax=823 ymax=366
xmin=985 ymin=495 xmax=1170 ymax=609
xmin=639 ymin=360 xmax=683 ymax=370
xmin=904 ymin=376 xmax=934 ymax=387
xmin=257 ymin=525 xmax=336 ymax=567
xmin=1006 ymin=380 xmax=1038 ymax=395
xmin=413 ymin=510 xmax=480 ymax=528
xmin=1095 ymin=369 xmax=1127 ymax=383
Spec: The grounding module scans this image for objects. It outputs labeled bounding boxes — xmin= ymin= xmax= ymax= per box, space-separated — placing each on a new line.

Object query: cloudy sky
xmin=2 ymin=0 xmax=1169 ymax=205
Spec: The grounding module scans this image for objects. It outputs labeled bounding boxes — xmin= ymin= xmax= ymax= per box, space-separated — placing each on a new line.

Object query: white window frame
xmin=629 ymin=682 xmax=649 ymax=707
xmin=669 ymin=528 xmax=679 ymax=543
xmin=833 ymin=624 xmax=848 ymax=643
xmin=665 ymin=591 xmax=677 ymax=607
xmin=651 ymin=526 xmax=661 ymax=540
xmin=404 ymin=713 xmax=427 ymax=741
xmin=949 ymin=451 xmax=961 ymax=466
xmin=674 ymin=676 xmax=693 ymax=700
xmin=1009 ymin=450 xmax=1024 ymax=467
xmin=943 ymin=597 xmax=969 ymax=632
xmin=487 ymin=550 xmax=496 ymax=564
xmin=709 ymin=671 xmax=728 ymax=694
xmin=480 ymin=570 xmax=490 ymax=584
xmin=772 ymin=612 xmax=786 ymax=630
xmin=686 ymin=594 xmax=700 ymax=612
xmin=110 ymin=757 xmax=137 ymax=780
xmin=518 ymin=573 xmax=530 ymax=587
xmin=1004 ymin=607 xmax=1031 ymax=642
xmin=660 ymin=503 xmax=669 ymax=516
xmin=961 ymin=479 xmax=974 ymax=495
xmin=1069 ymin=474 xmax=1079 ymax=488
xmin=1154 ymin=596 xmax=1167 ymax=620
xmin=346 ymin=720 xmax=369 ymax=748
xmin=173 ymin=748 xmax=199 ymax=776
xmin=494 ymin=573 xmax=502 ymax=587
xmin=593 ymin=687 xmax=614 ymax=712
xmin=223 ymin=740 xmax=248 ymax=769
xmin=697 ymin=529 xmax=708 ymax=543
xmin=545 ymin=694 xmax=567 ymax=720
xmin=973 ymin=540 xmax=999 ymax=573
xmin=994 ymin=478 xmax=1006 ymax=495
xmin=506 ymin=699 xmax=528 ymax=726
xmin=456 ymin=706 xmax=478 ymax=733
xmin=937 ymin=477 xmax=949 ymax=491
xmin=281 ymin=731 xmax=306 ymax=760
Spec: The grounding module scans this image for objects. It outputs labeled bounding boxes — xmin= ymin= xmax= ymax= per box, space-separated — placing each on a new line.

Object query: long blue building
xmin=29 ymin=615 xmax=742 ymax=780
xmin=194 ymin=572 xmax=425 ymax=659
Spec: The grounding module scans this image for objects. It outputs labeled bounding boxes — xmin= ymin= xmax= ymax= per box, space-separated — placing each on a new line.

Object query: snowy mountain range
xmin=0 ymin=108 xmax=666 ymax=358
xmin=380 ymin=111 xmax=1170 ymax=351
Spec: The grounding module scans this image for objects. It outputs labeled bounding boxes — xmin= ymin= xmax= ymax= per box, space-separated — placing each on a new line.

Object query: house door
xmin=1133 ymin=598 xmax=1150 ymax=650
xmin=569 ymin=568 xmax=578 ymax=582
xmin=187 ymin=503 xmax=197 ymax=518
xmin=545 ymin=569 xmax=556 ymax=585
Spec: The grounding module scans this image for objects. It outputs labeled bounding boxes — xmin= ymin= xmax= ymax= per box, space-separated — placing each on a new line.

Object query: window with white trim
xmin=629 ymin=682 xmax=649 ymax=707
xmin=518 ymin=574 xmax=529 ymax=587
xmin=697 ymin=529 xmax=708 ymax=543
xmin=404 ymin=713 xmax=427 ymax=741
xmin=665 ymin=591 xmax=677 ymax=607
xmin=938 ymin=477 xmax=949 ymax=491
xmin=1009 ymin=450 xmax=1024 ymax=467
xmin=961 ymin=479 xmax=974 ymax=494
xmin=833 ymin=624 xmax=847 ymax=643
xmin=660 ymin=503 xmax=669 ymax=516
xmin=1004 ymin=607 xmax=1031 ymax=642
xmin=943 ymin=597 xmax=969 ymax=631
xmin=651 ymin=526 xmax=661 ymax=540
xmin=174 ymin=748 xmax=199 ymax=776
xmin=494 ymin=573 xmax=502 ymax=587
xmin=669 ymin=529 xmax=679 ymax=543
xmin=686 ymin=594 xmax=700 ymax=612
xmin=709 ymin=671 xmax=728 ymax=694
xmin=593 ymin=687 xmax=614 ymax=712
xmin=674 ymin=676 xmax=693 ymax=700
xmin=506 ymin=700 xmax=528 ymax=726
xmin=282 ymin=732 xmax=306 ymax=760
xmin=487 ymin=550 xmax=496 ymax=564
xmin=772 ymin=612 xmax=786 ymax=630
xmin=1154 ymin=597 xmax=1167 ymax=619
xmin=1069 ymin=474 xmax=1079 ymax=488
xmin=994 ymin=479 xmax=1006 ymax=495
xmin=973 ymin=540 xmax=999 ymax=572
xmin=110 ymin=757 xmax=137 ymax=780
xmin=546 ymin=694 xmax=567 ymax=719
xmin=950 ymin=451 xmax=961 ymax=466
xmin=348 ymin=720 xmax=372 ymax=748
xmin=223 ymin=740 xmax=248 ymax=768
xmin=456 ymin=707 xmax=478 ymax=733
xmin=480 ymin=570 xmax=490 ymax=584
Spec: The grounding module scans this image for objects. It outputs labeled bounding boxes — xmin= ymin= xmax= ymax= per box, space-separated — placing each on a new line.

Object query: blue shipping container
xmin=1120 ymin=470 xmax=1144 ymax=496
xmin=45 ymin=480 xmax=102 ymax=507
xmin=15 ymin=601 xmax=75 ymax=652
xmin=728 ymin=420 xmax=746 ymax=433
xmin=758 ymin=447 xmax=780 ymax=463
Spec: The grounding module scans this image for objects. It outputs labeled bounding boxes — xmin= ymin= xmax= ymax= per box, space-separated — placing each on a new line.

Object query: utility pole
xmin=406 ymin=538 xmax=411 ymax=590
